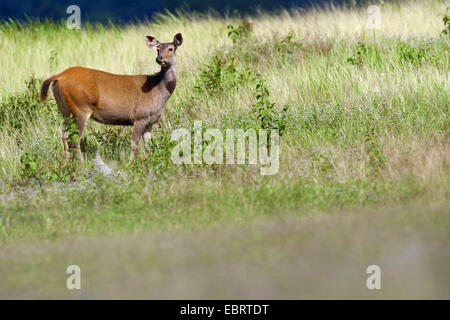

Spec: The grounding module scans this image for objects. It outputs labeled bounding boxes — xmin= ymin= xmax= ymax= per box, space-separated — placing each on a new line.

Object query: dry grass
xmin=0 ymin=0 xmax=446 ymax=98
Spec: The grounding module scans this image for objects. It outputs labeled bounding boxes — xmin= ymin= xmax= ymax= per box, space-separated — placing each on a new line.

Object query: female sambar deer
xmin=40 ymin=33 xmax=183 ymax=161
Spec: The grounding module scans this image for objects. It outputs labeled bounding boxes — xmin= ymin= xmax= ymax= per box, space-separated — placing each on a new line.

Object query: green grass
xmin=0 ymin=0 xmax=449 ymax=298
xmin=1 ymin=200 xmax=449 ymax=299
xmin=2 ymin=174 xmax=447 ymax=245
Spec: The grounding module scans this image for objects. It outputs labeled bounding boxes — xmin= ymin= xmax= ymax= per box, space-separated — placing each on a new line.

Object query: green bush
xmin=0 ymin=77 xmax=57 ymax=130
xmin=227 ymin=20 xmax=253 ymax=44
xmin=347 ymin=41 xmax=381 ymax=66
xmin=195 ymin=53 xmax=255 ymax=95
xmin=251 ymin=76 xmax=289 ymax=135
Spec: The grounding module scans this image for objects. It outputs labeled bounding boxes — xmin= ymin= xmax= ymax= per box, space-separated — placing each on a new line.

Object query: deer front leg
xmin=130 ymin=119 xmax=149 ymax=160
xmin=143 ymin=131 xmax=152 ymax=144
xmin=142 ymin=114 xmax=162 ymax=152
xmin=142 ymin=122 xmax=155 ymax=152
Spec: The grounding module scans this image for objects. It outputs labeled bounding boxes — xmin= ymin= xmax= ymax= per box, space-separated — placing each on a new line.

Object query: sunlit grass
xmin=0 ymin=0 xmax=448 ymax=245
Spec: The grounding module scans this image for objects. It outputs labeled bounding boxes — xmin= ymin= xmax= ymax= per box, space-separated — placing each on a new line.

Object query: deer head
xmin=145 ymin=33 xmax=183 ymax=68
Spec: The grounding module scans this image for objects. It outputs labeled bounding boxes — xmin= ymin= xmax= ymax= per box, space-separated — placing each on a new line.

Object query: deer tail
xmin=40 ymin=75 xmax=58 ymax=102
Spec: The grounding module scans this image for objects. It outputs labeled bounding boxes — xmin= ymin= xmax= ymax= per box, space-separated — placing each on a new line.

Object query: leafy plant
xmin=195 ymin=53 xmax=255 ymax=95
xmin=442 ymin=7 xmax=450 ymax=35
xmin=227 ymin=20 xmax=253 ymax=44
xmin=144 ymin=127 xmax=176 ymax=172
xmin=87 ymin=125 xmax=130 ymax=159
xmin=20 ymin=150 xmax=37 ymax=177
xmin=347 ymin=41 xmax=381 ymax=66
xmin=0 ymin=77 xmax=57 ymax=130
xmin=65 ymin=115 xmax=79 ymax=145
xmin=397 ymin=41 xmax=437 ymax=66
xmin=251 ymin=76 xmax=289 ymax=135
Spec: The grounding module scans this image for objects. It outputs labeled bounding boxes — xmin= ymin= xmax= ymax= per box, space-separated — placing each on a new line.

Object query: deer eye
xmin=169 ymin=48 xmax=173 ymax=52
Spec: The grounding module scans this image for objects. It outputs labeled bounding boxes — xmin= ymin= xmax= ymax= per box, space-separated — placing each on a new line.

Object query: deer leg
xmin=53 ymin=84 xmax=72 ymax=160
xmin=62 ymin=122 xmax=71 ymax=160
xmin=142 ymin=123 xmax=154 ymax=152
xmin=65 ymin=112 xmax=91 ymax=162
xmin=59 ymin=111 xmax=72 ymax=160
xmin=142 ymin=114 xmax=162 ymax=152
xmin=75 ymin=113 xmax=91 ymax=161
xmin=130 ymin=119 xmax=149 ymax=160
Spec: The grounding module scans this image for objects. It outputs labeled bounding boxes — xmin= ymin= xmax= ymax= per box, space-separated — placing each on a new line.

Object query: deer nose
xmin=156 ymin=56 xmax=163 ymax=63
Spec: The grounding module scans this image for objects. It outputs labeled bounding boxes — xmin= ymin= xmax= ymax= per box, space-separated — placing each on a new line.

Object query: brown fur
xmin=41 ymin=33 xmax=183 ymax=161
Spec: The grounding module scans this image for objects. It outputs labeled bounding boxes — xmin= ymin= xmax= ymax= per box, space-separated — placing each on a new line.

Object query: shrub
xmin=397 ymin=41 xmax=431 ymax=66
xmin=227 ymin=20 xmax=253 ymax=44
xmin=0 ymin=77 xmax=57 ymax=130
xmin=251 ymin=76 xmax=289 ymax=135
xmin=195 ymin=53 xmax=255 ymax=95
xmin=347 ymin=41 xmax=381 ymax=66
xmin=442 ymin=7 xmax=450 ymax=35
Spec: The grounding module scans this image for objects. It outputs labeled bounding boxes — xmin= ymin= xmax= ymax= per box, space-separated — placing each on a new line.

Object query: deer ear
xmin=145 ymin=36 xmax=160 ymax=48
xmin=173 ymin=33 xmax=183 ymax=47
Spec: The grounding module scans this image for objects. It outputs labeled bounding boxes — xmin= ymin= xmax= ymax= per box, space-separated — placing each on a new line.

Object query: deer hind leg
xmin=62 ymin=131 xmax=70 ymax=159
xmin=71 ymin=112 xmax=92 ymax=162
xmin=54 ymin=87 xmax=92 ymax=161
xmin=60 ymin=112 xmax=90 ymax=162
xmin=52 ymin=83 xmax=72 ymax=159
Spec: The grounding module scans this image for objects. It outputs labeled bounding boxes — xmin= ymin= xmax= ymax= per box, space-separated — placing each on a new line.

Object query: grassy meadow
xmin=0 ymin=0 xmax=449 ymax=298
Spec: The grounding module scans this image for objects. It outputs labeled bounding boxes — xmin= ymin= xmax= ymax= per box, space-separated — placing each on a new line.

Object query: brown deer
xmin=40 ymin=33 xmax=183 ymax=161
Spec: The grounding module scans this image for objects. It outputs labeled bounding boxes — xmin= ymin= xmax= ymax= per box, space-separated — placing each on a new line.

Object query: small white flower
xmin=93 ymin=154 xmax=113 ymax=176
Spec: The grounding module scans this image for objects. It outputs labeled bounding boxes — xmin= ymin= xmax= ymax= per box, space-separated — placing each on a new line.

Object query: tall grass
xmin=0 ymin=0 xmax=449 ymax=244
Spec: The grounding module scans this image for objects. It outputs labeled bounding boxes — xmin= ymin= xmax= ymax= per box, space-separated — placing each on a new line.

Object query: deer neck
xmin=160 ymin=64 xmax=177 ymax=95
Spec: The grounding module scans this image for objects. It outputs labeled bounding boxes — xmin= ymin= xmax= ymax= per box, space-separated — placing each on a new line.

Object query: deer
xmin=40 ymin=33 xmax=183 ymax=161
